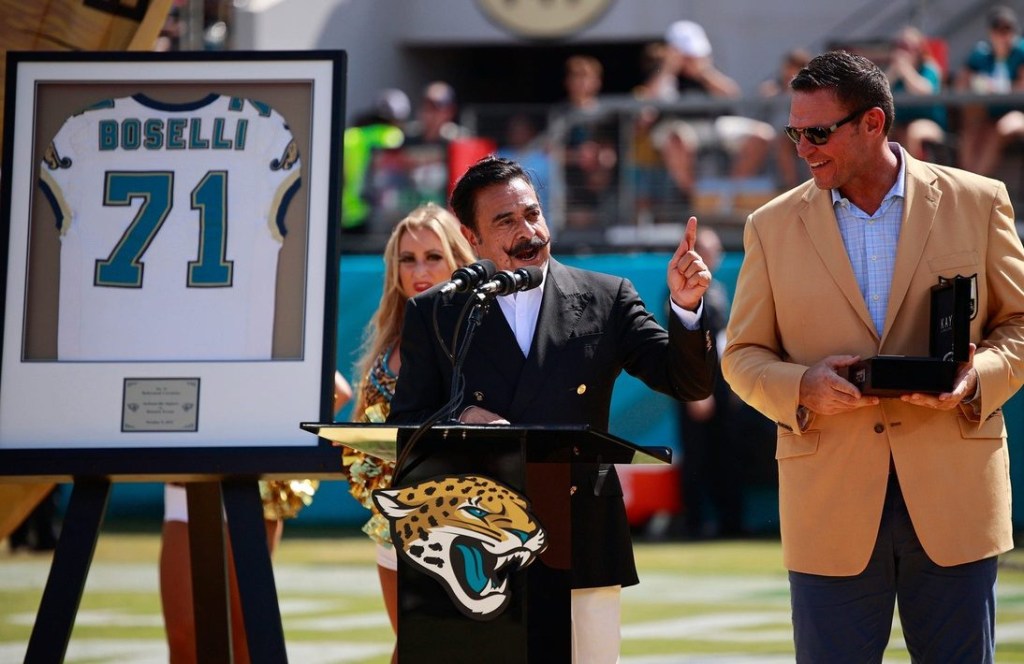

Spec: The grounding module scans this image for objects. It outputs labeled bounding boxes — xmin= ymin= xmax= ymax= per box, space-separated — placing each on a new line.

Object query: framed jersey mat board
xmin=0 ymin=51 xmax=346 ymax=479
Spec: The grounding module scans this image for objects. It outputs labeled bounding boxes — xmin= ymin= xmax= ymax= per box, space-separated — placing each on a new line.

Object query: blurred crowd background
xmin=158 ymin=0 xmax=1024 ymax=254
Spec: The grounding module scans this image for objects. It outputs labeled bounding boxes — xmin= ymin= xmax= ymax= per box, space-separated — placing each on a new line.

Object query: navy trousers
xmin=789 ymin=471 xmax=997 ymax=663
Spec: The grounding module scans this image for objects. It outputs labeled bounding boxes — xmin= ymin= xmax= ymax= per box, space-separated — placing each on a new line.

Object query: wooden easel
xmin=24 ymin=478 xmax=287 ymax=663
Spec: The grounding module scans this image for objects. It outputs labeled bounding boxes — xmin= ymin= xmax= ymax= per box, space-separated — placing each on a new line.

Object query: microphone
xmin=438 ymin=259 xmax=497 ymax=295
xmin=474 ymin=266 xmax=544 ymax=298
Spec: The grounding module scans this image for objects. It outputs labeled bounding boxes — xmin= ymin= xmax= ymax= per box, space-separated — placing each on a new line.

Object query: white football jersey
xmin=39 ymin=94 xmax=301 ymax=361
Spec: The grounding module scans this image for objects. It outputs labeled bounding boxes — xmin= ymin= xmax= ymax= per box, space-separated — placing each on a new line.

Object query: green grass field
xmin=3 ymin=531 xmax=1024 ymax=662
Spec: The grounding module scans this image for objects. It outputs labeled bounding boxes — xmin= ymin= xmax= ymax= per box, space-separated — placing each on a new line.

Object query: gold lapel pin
xmin=576 ymin=384 xmax=587 ymax=395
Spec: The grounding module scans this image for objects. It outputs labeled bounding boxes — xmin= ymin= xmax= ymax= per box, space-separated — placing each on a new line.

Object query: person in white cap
xmin=655 ymin=20 xmax=776 ymax=202
xmin=665 ymin=20 xmax=739 ymax=97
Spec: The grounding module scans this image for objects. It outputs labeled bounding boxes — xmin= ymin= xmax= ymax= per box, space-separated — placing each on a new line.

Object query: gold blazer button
xmin=474 ymin=391 xmax=484 ymax=401
xmin=576 ymin=384 xmax=587 ymax=395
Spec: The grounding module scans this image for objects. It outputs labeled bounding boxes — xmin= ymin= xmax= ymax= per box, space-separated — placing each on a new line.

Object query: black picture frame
xmin=0 ymin=50 xmax=347 ymax=480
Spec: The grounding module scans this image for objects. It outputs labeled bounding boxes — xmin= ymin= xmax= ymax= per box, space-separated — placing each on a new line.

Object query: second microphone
xmin=474 ymin=266 xmax=544 ymax=298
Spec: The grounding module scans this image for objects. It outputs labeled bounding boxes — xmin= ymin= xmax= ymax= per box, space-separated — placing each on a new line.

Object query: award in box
xmin=848 ymin=275 xmax=973 ymax=396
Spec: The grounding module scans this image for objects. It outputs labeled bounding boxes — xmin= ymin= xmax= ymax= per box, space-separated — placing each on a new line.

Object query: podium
xmin=302 ymin=422 xmax=671 ymax=663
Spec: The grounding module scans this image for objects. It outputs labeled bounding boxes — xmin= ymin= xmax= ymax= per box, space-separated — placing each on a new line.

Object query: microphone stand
xmin=392 ymin=266 xmax=542 ymax=480
xmin=393 ymin=290 xmax=492 ymax=477
xmin=445 ymin=292 xmax=491 ymax=422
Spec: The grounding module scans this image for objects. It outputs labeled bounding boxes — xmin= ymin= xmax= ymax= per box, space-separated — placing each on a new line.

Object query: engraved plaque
xmin=122 ymin=378 xmax=199 ymax=432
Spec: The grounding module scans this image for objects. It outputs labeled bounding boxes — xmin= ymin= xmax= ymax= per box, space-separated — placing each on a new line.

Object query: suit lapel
xmin=507 ymin=261 xmax=591 ymax=420
xmin=881 ymin=155 xmax=940 ymax=346
xmin=799 ymin=187 xmax=877 ymax=338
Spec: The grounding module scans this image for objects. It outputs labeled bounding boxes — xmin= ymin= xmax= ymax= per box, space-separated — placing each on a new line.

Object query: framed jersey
xmin=40 ymin=93 xmax=300 ymax=362
xmin=0 ymin=51 xmax=346 ymax=477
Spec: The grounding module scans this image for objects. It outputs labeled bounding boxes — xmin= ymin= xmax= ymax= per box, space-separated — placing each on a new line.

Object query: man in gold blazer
xmin=723 ymin=50 xmax=1024 ymax=663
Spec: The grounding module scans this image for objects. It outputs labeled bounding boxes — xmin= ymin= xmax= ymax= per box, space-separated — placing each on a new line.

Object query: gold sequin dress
xmin=344 ymin=347 xmax=397 ymax=546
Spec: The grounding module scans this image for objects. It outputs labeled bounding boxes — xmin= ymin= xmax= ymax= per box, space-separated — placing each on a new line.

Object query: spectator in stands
xmin=634 ymin=40 xmax=682 ymax=103
xmin=954 ymin=5 xmax=1024 ymax=175
xmin=342 ymin=88 xmax=410 ymax=232
xmin=631 ymin=42 xmax=682 ymax=224
xmin=389 ymin=81 xmax=474 ymax=223
xmin=496 ymin=112 xmax=552 ymax=213
xmin=154 ymin=4 xmax=182 ymax=52
xmin=886 ymin=26 xmax=948 ymax=161
xmin=658 ymin=20 xmax=776 ymax=202
xmin=551 ymin=55 xmax=619 ymax=230
xmin=405 ymin=81 xmax=471 ymax=146
xmin=758 ymin=48 xmax=814 ymax=190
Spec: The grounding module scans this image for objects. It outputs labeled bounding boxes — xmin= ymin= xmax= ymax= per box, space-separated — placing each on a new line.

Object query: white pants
xmin=163 ymin=484 xmax=188 ymax=522
xmin=571 ymin=585 xmax=621 ymax=664
xmin=375 ymin=542 xmax=398 ymax=570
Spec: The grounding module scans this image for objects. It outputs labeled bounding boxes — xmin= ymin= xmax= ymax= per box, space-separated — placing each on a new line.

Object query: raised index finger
xmin=671 ymin=216 xmax=699 ymax=262
xmin=685 ymin=216 xmax=698 ymax=252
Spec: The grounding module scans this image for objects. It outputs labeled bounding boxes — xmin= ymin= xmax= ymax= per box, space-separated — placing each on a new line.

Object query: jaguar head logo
xmin=373 ymin=474 xmax=547 ymax=620
xmin=43 ymin=142 xmax=72 ymax=170
xmin=270 ymin=139 xmax=299 ymax=171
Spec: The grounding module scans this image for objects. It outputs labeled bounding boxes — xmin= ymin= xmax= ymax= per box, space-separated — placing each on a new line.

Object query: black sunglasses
xmin=784 ymin=107 xmax=871 ymax=146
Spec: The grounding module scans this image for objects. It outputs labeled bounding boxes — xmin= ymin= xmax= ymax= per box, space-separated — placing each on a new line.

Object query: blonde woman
xmin=345 ymin=202 xmax=474 ymax=653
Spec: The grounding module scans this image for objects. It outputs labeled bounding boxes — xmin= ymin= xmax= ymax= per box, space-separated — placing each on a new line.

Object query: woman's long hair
xmin=351 ymin=203 xmax=475 ymax=417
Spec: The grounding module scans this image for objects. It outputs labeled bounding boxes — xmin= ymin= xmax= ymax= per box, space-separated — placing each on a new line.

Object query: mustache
xmin=506 ymin=236 xmax=549 ymax=256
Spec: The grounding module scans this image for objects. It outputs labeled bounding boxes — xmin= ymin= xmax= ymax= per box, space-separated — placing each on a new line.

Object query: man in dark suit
xmin=388 ymin=155 xmax=717 ymax=662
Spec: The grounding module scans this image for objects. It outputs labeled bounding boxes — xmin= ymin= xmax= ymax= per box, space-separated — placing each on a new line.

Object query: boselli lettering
xmin=97 ymin=117 xmax=248 ymax=151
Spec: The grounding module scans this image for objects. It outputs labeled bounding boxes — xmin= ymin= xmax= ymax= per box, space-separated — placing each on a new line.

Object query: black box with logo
xmin=847 ymin=276 xmax=972 ymax=396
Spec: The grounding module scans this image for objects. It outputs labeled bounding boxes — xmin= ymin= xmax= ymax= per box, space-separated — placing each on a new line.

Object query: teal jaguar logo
xmin=373 ymin=474 xmax=547 ymax=620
